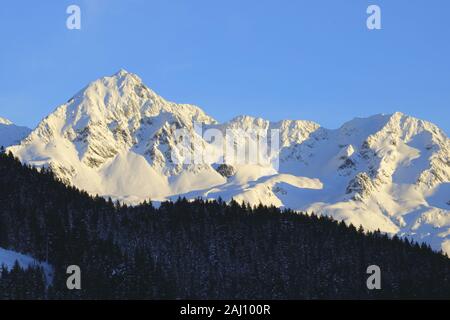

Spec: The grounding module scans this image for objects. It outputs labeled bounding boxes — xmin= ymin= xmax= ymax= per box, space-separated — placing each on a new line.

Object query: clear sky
xmin=0 ymin=0 xmax=449 ymax=133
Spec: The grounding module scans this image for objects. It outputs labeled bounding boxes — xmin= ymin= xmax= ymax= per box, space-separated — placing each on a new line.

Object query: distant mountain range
xmin=2 ymin=70 xmax=449 ymax=255
xmin=0 ymin=117 xmax=31 ymax=148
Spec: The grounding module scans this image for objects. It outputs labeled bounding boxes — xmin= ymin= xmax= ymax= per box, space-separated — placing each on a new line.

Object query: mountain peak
xmin=115 ymin=68 xmax=130 ymax=75
xmin=0 ymin=117 xmax=13 ymax=125
xmin=6 ymin=71 xmax=450 ymax=255
xmin=110 ymin=68 xmax=142 ymax=83
xmin=338 ymin=111 xmax=443 ymax=138
xmin=0 ymin=117 xmax=31 ymax=148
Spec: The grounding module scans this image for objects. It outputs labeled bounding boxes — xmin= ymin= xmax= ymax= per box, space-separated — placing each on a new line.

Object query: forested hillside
xmin=0 ymin=150 xmax=449 ymax=299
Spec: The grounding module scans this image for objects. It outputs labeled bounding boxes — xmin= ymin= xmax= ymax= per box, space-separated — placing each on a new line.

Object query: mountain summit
xmin=0 ymin=117 xmax=13 ymax=125
xmin=0 ymin=117 xmax=31 ymax=148
xmin=5 ymin=71 xmax=450 ymax=255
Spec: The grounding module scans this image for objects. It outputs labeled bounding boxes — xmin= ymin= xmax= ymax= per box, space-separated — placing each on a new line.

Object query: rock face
xmin=5 ymin=70 xmax=450 ymax=255
xmin=346 ymin=172 xmax=378 ymax=200
xmin=0 ymin=117 xmax=13 ymax=125
xmin=215 ymin=164 xmax=236 ymax=178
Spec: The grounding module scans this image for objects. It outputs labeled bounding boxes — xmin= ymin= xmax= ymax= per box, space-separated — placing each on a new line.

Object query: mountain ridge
xmin=0 ymin=117 xmax=31 ymax=149
xmin=3 ymin=70 xmax=450 ymax=255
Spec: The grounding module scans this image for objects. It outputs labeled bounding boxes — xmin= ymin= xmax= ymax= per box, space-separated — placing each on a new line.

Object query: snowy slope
xmin=0 ymin=117 xmax=13 ymax=125
xmin=6 ymin=70 xmax=450 ymax=255
xmin=180 ymin=113 xmax=450 ymax=253
xmin=0 ymin=117 xmax=31 ymax=148
xmin=0 ymin=247 xmax=53 ymax=283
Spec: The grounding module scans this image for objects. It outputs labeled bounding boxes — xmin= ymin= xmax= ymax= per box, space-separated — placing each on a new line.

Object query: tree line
xmin=0 ymin=150 xmax=449 ymax=299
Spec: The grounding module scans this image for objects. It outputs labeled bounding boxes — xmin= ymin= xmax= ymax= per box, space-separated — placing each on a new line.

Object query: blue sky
xmin=0 ymin=0 xmax=449 ymax=133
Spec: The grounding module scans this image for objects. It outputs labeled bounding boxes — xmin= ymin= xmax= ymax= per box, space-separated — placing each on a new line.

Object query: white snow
xmin=0 ymin=117 xmax=13 ymax=125
xmin=0 ymin=117 xmax=31 ymax=148
xmin=0 ymin=247 xmax=53 ymax=284
xmin=4 ymin=70 xmax=450 ymax=256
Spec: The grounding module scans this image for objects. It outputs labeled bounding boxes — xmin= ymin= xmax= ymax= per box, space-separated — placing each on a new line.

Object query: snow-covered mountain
xmin=0 ymin=117 xmax=31 ymax=148
xmin=5 ymin=70 xmax=450 ymax=255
